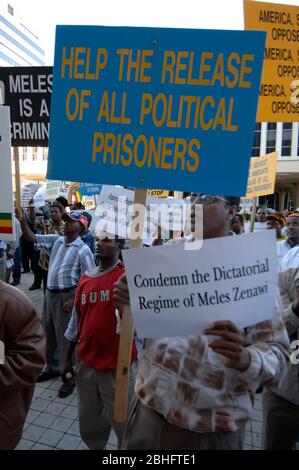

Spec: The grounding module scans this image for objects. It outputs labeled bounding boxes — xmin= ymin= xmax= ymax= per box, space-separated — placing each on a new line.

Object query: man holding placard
xmin=62 ymin=233 xmax=137 ymax=450
xmin=16 ymin=208 xmax=95 ymax=398
xmin=114 ymin=193 xmax=289 ymax=450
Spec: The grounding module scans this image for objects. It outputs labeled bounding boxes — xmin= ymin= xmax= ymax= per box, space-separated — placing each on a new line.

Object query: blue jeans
xmin=12 ymin=246 xmax=22 ymax=283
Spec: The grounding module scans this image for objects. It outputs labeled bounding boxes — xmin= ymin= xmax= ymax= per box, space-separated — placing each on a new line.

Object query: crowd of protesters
xmin=1 ymin=194 xmax=299 ymax=450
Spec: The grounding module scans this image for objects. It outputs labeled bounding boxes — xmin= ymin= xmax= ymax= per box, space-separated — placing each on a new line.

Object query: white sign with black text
xmin=123 ymin=231 xmax=278 ymax=338
xmin=95 ymin=185 xmax=186 ymax=240
xmin=0 ymin=106 xmax=15 ymax=241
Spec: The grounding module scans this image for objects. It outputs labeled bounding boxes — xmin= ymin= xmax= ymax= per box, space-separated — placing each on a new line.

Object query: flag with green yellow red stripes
xmin=0 ymin=213 xmax=13 ymax=234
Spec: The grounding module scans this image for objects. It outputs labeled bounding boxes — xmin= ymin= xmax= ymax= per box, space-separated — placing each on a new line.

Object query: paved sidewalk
xmin=15 ymin=272 xmax=117 ymax=450
xmin=14 ymin=272 xmax=296 ymax=450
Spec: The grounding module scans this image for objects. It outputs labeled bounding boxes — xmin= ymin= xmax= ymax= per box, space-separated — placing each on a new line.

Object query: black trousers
xmin=20 ymin=237 xmax=35 ymax=272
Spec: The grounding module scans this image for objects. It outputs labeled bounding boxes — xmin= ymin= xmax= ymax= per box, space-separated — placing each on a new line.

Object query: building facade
xmin=252 ymin=122 xmax=299 ymax=210
xmin=0 ymin=0 xmax=45 ymax=67
xmin=0 ymin=0 xmax=47 ymax=183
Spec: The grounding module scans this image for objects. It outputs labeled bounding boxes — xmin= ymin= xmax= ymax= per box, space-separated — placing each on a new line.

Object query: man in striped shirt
xmin=16 ymin=209 xmax=95 ymax=398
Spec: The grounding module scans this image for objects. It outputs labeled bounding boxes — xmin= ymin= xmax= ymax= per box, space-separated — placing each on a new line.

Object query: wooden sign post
xmin=114 ymin=188 xmax=147 ymax=423
xmin=13 ymin=147 xmax=21 ymax=210
xmin=250 ymin=197 xmax=257 ymax=233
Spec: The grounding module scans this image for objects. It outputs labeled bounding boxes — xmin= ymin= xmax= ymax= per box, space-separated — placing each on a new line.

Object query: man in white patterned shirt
xmin=262 ymin=253 xmax=299 ymax=449
xmin=114 ymin=193 xmax=289 ymax=450
xmin=16 ymin=209 xmax=95 ymax=398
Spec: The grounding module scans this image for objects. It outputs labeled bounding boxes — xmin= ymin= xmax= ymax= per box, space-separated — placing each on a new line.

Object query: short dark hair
xmin=55 ymin=196 xmax=69 ymax=208
xmin=114 ymin=235 xmax=125 ymax=248
xmin=224 ymin=196 xmax=241 ymax=207
xmin=50 ymin=204 xmax=63 ymax=213
xmin=233 ymin=213 xmax=244 ymax=225
xmin=72 ymin=202 xmax=85 ymax=210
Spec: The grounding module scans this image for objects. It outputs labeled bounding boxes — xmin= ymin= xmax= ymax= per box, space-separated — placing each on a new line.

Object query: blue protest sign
xmin=80 ymin=182 xmax=102 ymax=196
xmin=48 ymin=26 xmax=265 ymax=195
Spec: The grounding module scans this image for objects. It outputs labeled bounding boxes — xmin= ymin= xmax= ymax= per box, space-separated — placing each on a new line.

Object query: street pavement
xmin=15 ymin=272 xmax=117 ymax=450
xmin=14 ymin=272 xmax=296 ymax=450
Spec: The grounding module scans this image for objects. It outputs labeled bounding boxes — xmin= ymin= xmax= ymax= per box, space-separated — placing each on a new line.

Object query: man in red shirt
xmin=62 ymin=233 xmax=137 ymax=450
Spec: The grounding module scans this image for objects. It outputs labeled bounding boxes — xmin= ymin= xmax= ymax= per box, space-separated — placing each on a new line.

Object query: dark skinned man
xmin=16 ymin=208 xmax=95 ymax=398
xmin=62 ymin=233 xmax=137 ymax=449
xmin=277 ymin=213 xmax=299 ymax=271
xmin=114 ymin=193 xmax=289 ymax=450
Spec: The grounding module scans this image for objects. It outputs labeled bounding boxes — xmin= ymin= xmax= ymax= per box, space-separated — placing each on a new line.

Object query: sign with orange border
xmin=244 ymin=0 xmax=299 ymax=122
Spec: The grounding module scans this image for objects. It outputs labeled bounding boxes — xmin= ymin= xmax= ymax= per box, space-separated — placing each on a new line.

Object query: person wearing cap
xmin=15 ymin=208 xmax=95 ymax=398
xmin=266 ymin=213 xmax=286 ymax=241
xmin=277 ymin=213 xmax=299 ymax=271
xmin=29 ymin=204 xmax=65 ymax=293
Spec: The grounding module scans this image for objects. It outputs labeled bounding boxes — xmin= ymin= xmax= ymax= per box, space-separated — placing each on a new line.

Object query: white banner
xmin=46 ymin=180 xmax=70 ymax=201
xmin=33 ymin=185 xmax=46 ymax=208
xmin=0 ymin=106 xmax=15 ymax=241
xmin=46 ymin=180 xmax=62 ymax=200
xmin=21 ymin=182 xmax=41 ymax=207
xmin=93 ymin=185 xmax=186 ymax=240
xmin=123 ymin=231 xmax=278 ymax=338
xmin=94 ymin=185 xmax=186 ymax=240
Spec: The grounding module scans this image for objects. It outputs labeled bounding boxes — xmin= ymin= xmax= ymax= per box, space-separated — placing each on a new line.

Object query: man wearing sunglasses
xmin=252 ymin=208 xmax=268 ymax=233
xmin=114 ymin=193 xmax=289 ymax=450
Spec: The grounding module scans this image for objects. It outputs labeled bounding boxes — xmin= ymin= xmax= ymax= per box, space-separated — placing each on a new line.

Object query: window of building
xmin=32 ymin=147 xmax=38 ymax=161
xmin=0 ymin=50 xmax=21 ymax=66
xmin=22 ymin=147 xmax=27 ymax=161
xmin=42 ymin=148 xmax=48 ymax=161
xmin=266 ymin=122 xmax=276 ymax=154
xmin=252 ymin=123 xmax=261 ymax=157
xmin=0 ymin=15 xmax=45 ymax=56
xmin=0 ymin=29 xmax=45 ymax=65
xmin=7 ymin=4 xmax=14 ymax=15
xmin=281 ymin=123 xmax=292 ymax=157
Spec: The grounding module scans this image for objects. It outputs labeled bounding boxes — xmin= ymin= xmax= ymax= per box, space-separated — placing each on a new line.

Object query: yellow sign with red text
xmin=147 ymin=189 xmax=169 ymax=198
xmin=244 ymin=0 xmax=299 ymax=122
xmin=245 ymin=151 xmax=278 ymax=198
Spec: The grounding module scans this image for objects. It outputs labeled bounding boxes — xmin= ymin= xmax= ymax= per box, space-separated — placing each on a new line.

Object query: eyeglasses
xmin=190 ymin=194 xmax=230 ymax=205
xmin=257 ymin=211 xmax=267 ymax=215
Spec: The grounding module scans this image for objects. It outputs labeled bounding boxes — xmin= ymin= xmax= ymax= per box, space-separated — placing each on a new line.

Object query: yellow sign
xmin=244 ymin=0 xmax=299 ymax=122
xmin=245 ymin=151 xmax=278 ymax=198
xmin=147 ymin=189 xmax=169 ymax=198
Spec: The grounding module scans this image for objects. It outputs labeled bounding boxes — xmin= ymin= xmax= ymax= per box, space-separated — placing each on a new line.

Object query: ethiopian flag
xmin=0 ymin=213 xmax=13 ymax=234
